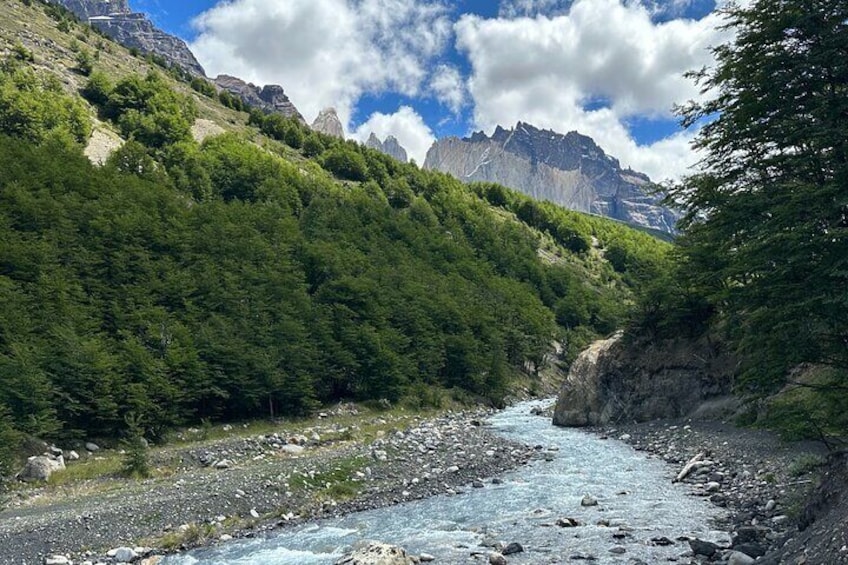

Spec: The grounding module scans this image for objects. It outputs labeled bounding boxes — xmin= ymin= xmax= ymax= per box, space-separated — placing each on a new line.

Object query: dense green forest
xmin=630 ymin=0 xmax=848 ymax=441
xmin=0 ymin=41 xmax=670 ymax=476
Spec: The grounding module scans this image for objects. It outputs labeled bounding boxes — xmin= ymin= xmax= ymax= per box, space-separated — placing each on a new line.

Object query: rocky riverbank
xmin=0 ymin=405 xmax=539 ymax=565
xmin=593 ymin=417 xmax=846 ymax=564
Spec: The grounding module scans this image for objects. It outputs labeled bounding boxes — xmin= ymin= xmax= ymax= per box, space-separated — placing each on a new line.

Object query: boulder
xmin=335 ymin=542 xmax=416 ymax=565
xmin=502 ymin=542 xmax=523 ymax=555
xmin=727 ymin=551 xmax=756 ymax=565
xmin=580 ymin=495 xmax=598 ymax=507
xmin=553 ymin=332 xmax=736 ymax=427
xmin=108 ymin=547 xmax=138 ymax=563
xmin=85 ymin=442 xmax=100 ymax=452
xmin=688 ymin=538 xmax=719 ymax=557
xmin=44 ymin=556 xmax=71 ymax=565
xmin=488 ymin=553 xmax=507 ymax=565
xmin=18 ymin=455 xmax=65 ymax=482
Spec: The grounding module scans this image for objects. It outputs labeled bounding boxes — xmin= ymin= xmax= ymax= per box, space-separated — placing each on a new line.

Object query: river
xmin=163 ymin=399 xmax=729 ymax=564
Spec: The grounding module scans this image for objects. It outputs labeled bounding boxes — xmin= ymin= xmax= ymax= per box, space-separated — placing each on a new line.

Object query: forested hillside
xmin=0 ymin=0 xmax=672 ymax=477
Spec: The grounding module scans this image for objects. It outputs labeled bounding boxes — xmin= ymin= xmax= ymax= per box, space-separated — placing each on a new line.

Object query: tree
xmin=670 ymin=0 xmax=848 ymax=390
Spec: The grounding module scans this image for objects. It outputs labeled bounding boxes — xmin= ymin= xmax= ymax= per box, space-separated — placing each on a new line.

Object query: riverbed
xmin=165 ymin=399 xmax=729 ymax=564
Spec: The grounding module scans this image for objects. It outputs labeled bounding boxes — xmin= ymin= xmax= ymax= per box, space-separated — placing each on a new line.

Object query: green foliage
xmin=189 ymin=77 xmax=217 ymax=98
xmin=218 ymin=90 xmax=245 ymax=112
xmin=302 ymin=134 xmax=325 ymax=157
xmin=665 ymin=0 xmax=848 ymax=394
xmin=120 ymin=413 xmax=151 ymax=478
xmin=11 ymin=42 xmax=34 ymax=63
xmin=86 ymin=71 xmax=196 ymax=148
xmin=74 ymin=48 xmax=94 ymax=76
xmin=0 ymin=64 xmax=91 ymax=144
xmin=0 ymin=404 xmax=22 ymax=481
xmin=321 ymin=145 xmax=368 ymax=181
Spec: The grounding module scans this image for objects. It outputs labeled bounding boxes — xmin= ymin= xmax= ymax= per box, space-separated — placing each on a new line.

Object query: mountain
xmin=213 ymin=75 xmax=304 ymax=122
xmin=423 ymin=122 xmax=679 ymax=233
xmin=311 ymin=107 xmax=345 ymax=138
xmin=365 ymin=133 xmax=408 ymax=163
xmin=48 ymin=0 xmax=206 ymax=77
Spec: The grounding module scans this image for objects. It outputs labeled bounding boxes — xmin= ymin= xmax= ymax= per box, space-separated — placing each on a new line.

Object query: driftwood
xmin=675 ymin=452 xmax=711 ymax=482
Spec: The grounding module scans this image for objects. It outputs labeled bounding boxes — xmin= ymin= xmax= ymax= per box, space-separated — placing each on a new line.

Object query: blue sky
xmin=129 ymin=0 xmax=726 ymax=179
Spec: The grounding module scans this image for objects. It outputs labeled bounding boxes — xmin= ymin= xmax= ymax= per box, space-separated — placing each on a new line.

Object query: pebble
xmin=580 ymin=495 xmax=598 ymax=507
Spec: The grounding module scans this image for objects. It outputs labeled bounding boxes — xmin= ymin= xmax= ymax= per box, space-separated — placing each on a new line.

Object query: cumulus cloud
xmin=190 ymin=0 xmax=451 ymax=127
xmin=458 ymin=0 xmax=729 ymax=179
xmin=353 ymin=106 xmax=436 ymax=165
xmin=430 ymin=64 xmax=466 ymax=113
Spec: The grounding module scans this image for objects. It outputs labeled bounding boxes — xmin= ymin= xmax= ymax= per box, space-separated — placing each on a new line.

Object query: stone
xmin=335 ymin=542 xmax=416 ymax=565
xmin=734 ymin=526 xmax=768 ymax=545
xmin=734 ymin=542 xmax=766 ymax=558
xmin=280 ymin=444 xmax=305 ymax=455
xmin=108 ymin=547 xmax=138 ymax=563
xmin=650 ymin=537 xmax=674 ymax=546
xmin=213 ymin=459 xmax=231 ymax=469
xmin=44 ymin=556 xmax=71 ymax=565
xmin=727 ymin=551 xmax=756 ymax=565
xmin=85 ymin=442 xmax=100 ymax=452
xmin=250 ymin=508 xmax=260 ymax=518
xmin=488 ymin=552 xmax=507 ymax=565
xmin=580 ymin=495 xmax=598 ymax=507
xmin=502 ymin=542 xmax=523 ymax=555
xmin=67 ymin=450 xmax=80 ymax=461
xmin=688 ymin=539 xmax=719 ymax=557
xmin=609 ymin=546 xmax=626 ymax=554
xmin=419 ymin=554 xmax=435 ymax=562
xmin=18 ymin=455 xmax=65 ymax=482
xmin=704 ymin=481 xmax=721 ymax=493
xmin=472 ymin=481 xmax=485 ymax=488
xmin=556 ymin=517 xmax=580 ymax=527
xmin=765 ymin=499 xmax=777 ymax=512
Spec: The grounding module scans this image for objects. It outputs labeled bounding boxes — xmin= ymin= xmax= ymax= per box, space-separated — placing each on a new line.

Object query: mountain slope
xmin=424 ymin=122 xmax=679 ymax=233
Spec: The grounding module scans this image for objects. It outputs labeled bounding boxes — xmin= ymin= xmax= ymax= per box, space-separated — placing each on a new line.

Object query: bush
xmin=75 ymin=49 xmax=94 ymax=76
xmin=321 ymin=145 xmax=368 ymax=182
xmin=120 ymin=414 xmax=151 ymax=478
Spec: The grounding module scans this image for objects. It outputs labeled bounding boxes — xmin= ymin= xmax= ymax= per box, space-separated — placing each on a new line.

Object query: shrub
xmin=321 ymin=146 xmax=368 ymax=182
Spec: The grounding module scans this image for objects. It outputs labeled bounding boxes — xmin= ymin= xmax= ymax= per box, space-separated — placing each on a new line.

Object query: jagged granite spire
xmin=48 ymin=0 xmax=206 ymax=77
xmin=311 ymin=108 xmax=345 ymax=139
xmin=424 ymin=122 xmax=679 ymax=233
xmin=365 ymin=132 xmax=408 ymax=163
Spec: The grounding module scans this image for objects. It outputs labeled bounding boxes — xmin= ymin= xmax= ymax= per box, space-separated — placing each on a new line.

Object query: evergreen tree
xmin=670 ymin=0 xmax=848 ymax=390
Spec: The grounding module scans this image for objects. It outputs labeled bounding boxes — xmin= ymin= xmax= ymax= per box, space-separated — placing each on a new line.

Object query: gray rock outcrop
xmin=365 ymin=133 xmax=408 ymax=162
xmin=423 ymin=122 xmax=679 ymax=233
xmin=311 ymin=108 xmax=345 ymax=139
xmin=553 ymin=332 xmax=736 ymax=427
xmin=213 ymin=75 xmax=304 ymax=122
xmin=49 ymin=0 xmax=206 ymax=77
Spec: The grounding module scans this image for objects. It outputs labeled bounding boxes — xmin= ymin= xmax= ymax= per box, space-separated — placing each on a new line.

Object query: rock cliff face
xmin=365 ymin=132 xmax=408 ymax=163
xmin=49 ymin=0 xmax=206 ymax=77
xmin=552 ymin=333 xmax=736 ymax=427
xmin=424 ymin=122 xmax=679 ymax=233
xmin=311 ymin=107 xmax=345 ymax=138
xmin=213 ymin=75 xmax=304 ymax=122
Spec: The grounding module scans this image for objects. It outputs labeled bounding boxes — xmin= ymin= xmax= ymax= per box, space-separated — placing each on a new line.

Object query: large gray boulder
xmin=17 ymin=455 xmax=66 ymax=482
xmin=335 ymin=542 xmax=416 ymax=565
xmin=553 ymin=332 xmax=736 ymax=427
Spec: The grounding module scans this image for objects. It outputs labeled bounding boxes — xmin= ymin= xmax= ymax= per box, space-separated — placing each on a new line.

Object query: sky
xmin=129 ymin=0 xmax=731 ymax=181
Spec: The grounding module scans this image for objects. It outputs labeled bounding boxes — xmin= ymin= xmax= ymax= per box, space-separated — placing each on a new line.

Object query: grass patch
xmin=788 ymin=454 xmax=824 ymax=478
xmin=46 ymin=455 xmax=123 ymax=487
xmin=158 ymin=522 xmax=218 ymax=552
xmin=289 ymin=455 xmax=367 ymax=501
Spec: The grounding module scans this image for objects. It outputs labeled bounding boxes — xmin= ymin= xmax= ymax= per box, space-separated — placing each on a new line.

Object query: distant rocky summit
xmin=49 ymin=0 xmax=206 ymax=77
xmin=424 ymin=122 xmax=679 ymax=233
xmin=365 ymin=133 xmax=408 ymax=163
xmin=213 ymin=75 xmax=304 ymax=122
xmin=552 ymin=333 xmax=736 ymax=427
xmin=311 ymin=107 xmax=345 ymax=138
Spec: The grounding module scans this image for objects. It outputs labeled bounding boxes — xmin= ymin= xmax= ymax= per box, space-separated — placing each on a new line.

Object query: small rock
xmin=250 ymin=508 xmax=260 ymax=518
xmin=85 ymin=442 xmax=100 ymax=452
xmin=734 ymin=542 xmax=766 ymax=558
xmin=502 ymin=542 xmax=523 ymax=555
xmin=109 ymin=547 xmax=138 ymax=563
xmin=772 ymin=515 xmax=789 ymax=525
xmin=488 ymin=552 xmax=507 ymax=565
xmin=67 ymin=450 xmax=80 ymax=461
xmin=727 ymin=551 xmax=756 ymax=565
xmin=280 ymin=444 xmax=305 ymax=455
xmin=419 ymin=554 xmax=435 ymax=562
xmin=214 ymin=459 xmax=231 ymax=469
xmin=609 ymin=546 xmax=626 ymax=554
xmin=765 ymin=499 xmax=776 ymax=512
xmin=580 ymin=495 xmax=598 ymax=507
xmin=44 ymin=556 xmax=71 ymax=565
xmin=619 ymin=434 xmax=631 ymax=441
xmin=220 ymin=534 xmax=233 ymax=541
xmin=556 ymin=517 xmax=580 ymax=528
xmin=704 ymin=481 xmax=721 ymax=493
xmin=472 ymin=481 xmax=485 ymax=488
xmin=650 ymin=537 xmax=674 ymax=546
xmin=688 ymin=539 xmax=719 ymax=557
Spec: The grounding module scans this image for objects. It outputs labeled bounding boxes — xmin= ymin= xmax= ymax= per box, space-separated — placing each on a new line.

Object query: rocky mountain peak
xmin=311 ymin=108 xmax=345 ymax=139
xmin=365 ymin=132 xmax=408 ymax=163
xmin=425 ymin=122 xmax=678 ymax=233
xmin=48 ymin=0 xmax=205 ymax=77
xmin=213 ymin=75 xmax=305 ymax=122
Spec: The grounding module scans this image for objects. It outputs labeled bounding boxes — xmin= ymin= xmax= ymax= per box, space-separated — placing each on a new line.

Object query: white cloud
xmin=189 ymin=0 xmax=452 ymax=127
xmin=353 ymin=106 xmax=435 ymax=165
xmin=498 ymin=0 xmax=571 ymax=18
xmin=430 ymin=64 xmax=466 ymax=113
xmin=457 ymin=0 xmax=730 ymax=180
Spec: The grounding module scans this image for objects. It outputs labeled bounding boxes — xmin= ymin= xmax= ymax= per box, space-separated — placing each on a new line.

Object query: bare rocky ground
xmin=0 ymin=404 xmax=538 ymax=565
xmin=593 ymin=417 xmax=847 ymax=564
